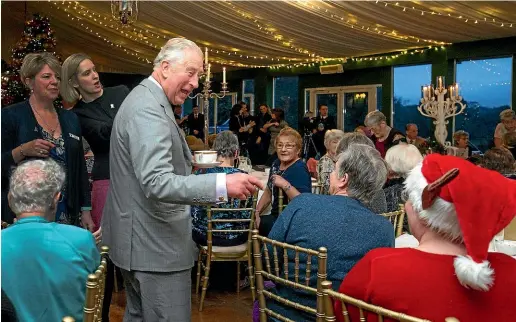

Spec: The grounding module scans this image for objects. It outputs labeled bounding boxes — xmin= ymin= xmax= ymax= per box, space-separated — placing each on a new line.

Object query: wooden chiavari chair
xmin=312 ymin=181 xmax=324 ymax=195
xmin=84 ymin=246 xmax=109 ymax=322
xmin=278 ymin=189 xmax=287 ymax=213
xmin=322 ymin=281 xmax=459 ymax=322
xmin=196 ymin=191 xmax=258 ymax=311
xmin=62 ymin=317 xmax=75 ymax=322
xmin=379 ymin=204 xmax=405 ymax=238
xmin=1 ymin=221 xmax=11 ymax=229
xmin=252 ymin=230 xmax=328 ymax=322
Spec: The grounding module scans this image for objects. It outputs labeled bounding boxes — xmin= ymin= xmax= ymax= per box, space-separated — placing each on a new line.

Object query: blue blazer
xmin=1 ymin=216 xmax=100 ymax=322
xmin=1 ymin=101 xmax=91 ymax=224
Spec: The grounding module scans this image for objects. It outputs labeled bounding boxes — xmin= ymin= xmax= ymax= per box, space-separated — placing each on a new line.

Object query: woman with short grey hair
xmin=364 ymin=110 xmax=404 ymax=158
xmin=191 ymin=131 xmax=251 ymax=247
xmin=494 ymin=109 xmax=516 ymax=148
xmin=335 ymin=132 xmax=388 ymax=213
xmin=317 ymin=129 xmax=345 ymax=194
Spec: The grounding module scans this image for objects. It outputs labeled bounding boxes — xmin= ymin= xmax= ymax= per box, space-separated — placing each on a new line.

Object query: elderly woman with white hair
xmin=317 ymin=129 xmax=345 ymax=194
xmin=384 ymin=143 xmax=423 ymax=212
xmin=264 ymin=143 xmax=394 ymax=322
xmin=494 ymin=109 xmax=516 ymax=148
xmin=335 ymin=154 xmax=516 ymax=322
xmin=364 ymin=110 xmax=404 ymax=158
xmin=2 ymin=159 xmax=100 ymax=322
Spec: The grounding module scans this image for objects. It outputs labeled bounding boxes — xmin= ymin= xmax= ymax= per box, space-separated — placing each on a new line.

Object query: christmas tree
xmin=1 ymin=13 xmax=61 ymax=107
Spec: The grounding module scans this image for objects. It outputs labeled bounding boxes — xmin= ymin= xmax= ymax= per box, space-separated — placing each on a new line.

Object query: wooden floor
xmin=108 ymin=286 xmax=254 ymax=322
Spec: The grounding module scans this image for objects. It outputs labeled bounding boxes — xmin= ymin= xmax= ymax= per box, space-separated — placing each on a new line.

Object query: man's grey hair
xmin=405 ymin=123 xmax=418 ymax=131
xmin=500 ymin=108 xmax=515 ymax=121
xmin=336 ymin=132 xmax=374 ymax=154
xmin=153 ymin=38 xmax=203 ymax=70
xmin=336 ymin=144 xmax=388 ymax=204
xmin=364 ymin=110 xmax=387 ymax=127
xmin=385 ymin=143 xmax=423 ymax=178
xmin=213 ymin=131 xmax=239 ymax=158
xmin=8 ymin=159 xmax=65 ymax=215
xmin=324 ymin=129 xmax=345 ymax=150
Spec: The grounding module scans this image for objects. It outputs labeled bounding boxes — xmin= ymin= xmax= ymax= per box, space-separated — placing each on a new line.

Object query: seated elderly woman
xmin=494 ymin=108 xmax=516 ymax=148
xmin=482 ymin=147 xmax=516 ymax=179
xmin=317 ymin=129 xmax=345 ymax=194
xmin=335 ymin=154 xmax=516 ymax=321
xmin=255 ymin=127 xmax=312 ymax=237
xmin=191 ymin=131 xmax=252 ymax=247
xmin=336 ymin=132 xmax=387 ymax=213
xmin=364 ymin=111 xmax=404 ymax=158
xmin=1 ymin=159 xmax=100 ymax=322
xmin=448 ymin=130 xmax=471 ymax=159
xmin=265 ymin=143 xmax=394 ymax=321
xmin=384 ymin=143 xmax=423 ymax=212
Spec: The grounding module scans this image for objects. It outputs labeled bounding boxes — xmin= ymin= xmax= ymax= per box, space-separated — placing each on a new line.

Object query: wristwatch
xmin=283 ymin=184 xmax=292 ymax=191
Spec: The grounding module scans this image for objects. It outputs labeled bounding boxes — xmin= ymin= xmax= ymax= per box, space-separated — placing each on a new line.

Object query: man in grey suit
xmin=102 ymin=38 xmax=264 ymax=322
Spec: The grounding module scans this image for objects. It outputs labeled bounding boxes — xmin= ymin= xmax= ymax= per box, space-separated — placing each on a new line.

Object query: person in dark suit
xmin=188 ymin=105 xmax=204 ymax=139
xmin=313 ymin=104 xmax=336 ymax=156
xmin=1 ymin=52 xmax=94 ymax=231
xmin=60 ymin=52 xmax=130 ymax=322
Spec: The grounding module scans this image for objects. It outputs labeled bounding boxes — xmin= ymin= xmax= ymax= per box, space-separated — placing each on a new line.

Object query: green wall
xmin=217 ymin=36 xmax=516 ymax=128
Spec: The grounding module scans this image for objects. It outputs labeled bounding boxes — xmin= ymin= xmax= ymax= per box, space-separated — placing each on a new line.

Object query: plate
xmin=193 ymin=161 xmax=223 ymax=168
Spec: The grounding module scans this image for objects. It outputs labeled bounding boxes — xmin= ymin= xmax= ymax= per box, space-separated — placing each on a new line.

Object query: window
xmin=393 ymin=64 xmax=432 ymax=138
xmin=454 ymin=57 xmax=512 ymax=152
xmin=273 ymin=76 xmax=299 ymax=129
xmin=242 ymin=79 xmax=255 ymax=115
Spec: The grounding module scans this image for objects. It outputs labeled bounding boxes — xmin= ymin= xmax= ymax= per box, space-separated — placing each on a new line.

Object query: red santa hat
xmin=405 ymin=153 xmax=516 ymax=291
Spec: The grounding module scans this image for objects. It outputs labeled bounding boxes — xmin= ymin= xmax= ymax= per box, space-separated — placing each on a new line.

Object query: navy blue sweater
xmin=267 ymin=193 xmax=395 ymax=321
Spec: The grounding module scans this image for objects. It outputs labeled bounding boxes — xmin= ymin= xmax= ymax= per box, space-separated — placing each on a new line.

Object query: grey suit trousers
xmin=121 ymin=268 xmax=191 ymax=322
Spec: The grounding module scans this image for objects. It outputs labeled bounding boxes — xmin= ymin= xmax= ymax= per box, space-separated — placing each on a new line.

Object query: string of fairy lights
xmin=374 ymin=1 xmax=515 ymax=28
xmin=298 ymin=0 xmax=447 ymax=45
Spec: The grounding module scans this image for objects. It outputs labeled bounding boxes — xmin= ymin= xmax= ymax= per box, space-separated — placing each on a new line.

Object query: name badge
xmin=69 ymin=133 xmax=80 ymax=141
xmin=110 ymin=104 xmax=115 ymax=109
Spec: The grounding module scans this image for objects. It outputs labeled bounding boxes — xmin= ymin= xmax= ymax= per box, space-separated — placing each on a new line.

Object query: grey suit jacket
xmin=102 ymin=78 xmax=219 ymax=272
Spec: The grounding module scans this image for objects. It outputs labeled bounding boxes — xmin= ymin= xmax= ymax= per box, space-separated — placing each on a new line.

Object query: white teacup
xmin=194 ymin=150 xmax=218 ymax=164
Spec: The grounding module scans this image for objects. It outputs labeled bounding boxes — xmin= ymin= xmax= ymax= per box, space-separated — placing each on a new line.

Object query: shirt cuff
xmin=81 ymin=207 xmax=92 ymax=211
xmin=215 ymin=173 xmax=228 ymax=204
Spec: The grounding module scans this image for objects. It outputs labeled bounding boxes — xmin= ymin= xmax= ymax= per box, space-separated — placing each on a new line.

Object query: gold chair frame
xmin=321 ymin=280 xmax=431 ymax=322
xmin=379 ymin=204 xmax=405 ymax=238
xmin=278 ymin=189 xmax=287 ymax=213
xmin=63 ymin=246 xmax=109 ymax=322
xmin=312 ymin=181 xmax=324 ymax=195
xmin=195 ymin=191 xmax=259 ymax=311
xmin=252 ymin=230 xmax=328 ymax=322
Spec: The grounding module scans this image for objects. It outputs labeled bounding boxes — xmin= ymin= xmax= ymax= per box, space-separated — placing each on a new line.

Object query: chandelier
xmin=111 ymin=0 xmax=139 ymax=26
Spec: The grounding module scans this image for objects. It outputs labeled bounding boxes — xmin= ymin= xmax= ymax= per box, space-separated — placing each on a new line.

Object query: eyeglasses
xmin=277 ymin=144 xmax=297 ymax=150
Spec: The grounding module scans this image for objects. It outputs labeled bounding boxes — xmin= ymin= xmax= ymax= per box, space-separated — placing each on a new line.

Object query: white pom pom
xmin=453 ymin=255 xmax=494 ymax=291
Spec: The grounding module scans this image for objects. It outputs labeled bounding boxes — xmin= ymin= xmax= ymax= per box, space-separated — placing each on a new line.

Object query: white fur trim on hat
xmin=453 ymin=255 xmax=494 ymax=291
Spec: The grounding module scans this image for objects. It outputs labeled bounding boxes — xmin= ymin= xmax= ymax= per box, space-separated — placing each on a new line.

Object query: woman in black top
xmin=61 ymin=53 xmax=129 ymax=322
xmin=1 ymin=52 xmax=93 ymax=229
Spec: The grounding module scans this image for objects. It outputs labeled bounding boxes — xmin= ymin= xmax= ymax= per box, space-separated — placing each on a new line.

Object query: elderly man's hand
xmin=226 ymin=173 xmax=265 ymax=200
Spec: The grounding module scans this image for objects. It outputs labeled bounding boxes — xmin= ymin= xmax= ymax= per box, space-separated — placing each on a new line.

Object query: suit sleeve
xmin=127 ymin=104 xmax=219 ymax=204
xmin=334 ymin=253 xmax=374 ymax=322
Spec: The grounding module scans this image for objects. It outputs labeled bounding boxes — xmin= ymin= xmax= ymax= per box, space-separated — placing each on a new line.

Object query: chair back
xmin=312 ymin=181 xmax=324 ymax=195
xmin=1 ymin=221 xmax=10 ymax=229
xmin=252 ymin=230 xmax=328 ymax=322
xmin=321 ymin=280 xmax=431 ymax=322
xmin=278 ymin=189 xmax=287 ymax=212
xmin=205 ymin=190 xmax=259 ymax=257
xmin=379 ymin=204 xmax=405 ymax=238
xmin=83 ymin=246 xmax=109 ymax=322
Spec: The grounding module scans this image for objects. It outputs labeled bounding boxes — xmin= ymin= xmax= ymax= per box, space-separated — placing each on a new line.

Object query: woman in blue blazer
xmin=1 ymin=52 xmax=93 ymax=229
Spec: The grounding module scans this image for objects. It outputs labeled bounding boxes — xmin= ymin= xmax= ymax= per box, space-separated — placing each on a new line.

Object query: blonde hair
xmin=20 ymin=52 xmax=61 ymax=88
xmin=324 ymin=129 xmax=345 ymax=150
xmin=276 ymin=127 xmax=302 ymax=152
xmin=60 ymin=53 xmax=91 ymax=102
xmin=499 ymin=109 xmax=515 ymax=122
xmin=385 ymin=143 xmax=423 ymax=177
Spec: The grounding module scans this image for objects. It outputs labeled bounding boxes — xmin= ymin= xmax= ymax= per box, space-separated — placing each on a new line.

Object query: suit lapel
xmin=139 ymin=78 xmax=193 ymax=163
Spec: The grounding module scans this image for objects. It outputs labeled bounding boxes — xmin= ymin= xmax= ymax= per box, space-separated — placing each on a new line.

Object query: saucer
xmin=193 ymin=161 xmax=223 ymax=168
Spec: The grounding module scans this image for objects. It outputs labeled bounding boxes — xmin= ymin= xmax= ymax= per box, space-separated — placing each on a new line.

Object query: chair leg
xmin=195 ymin=251 xmax=202 ymax=295
xmin=248 ymin=255 xmax=255 ymax=302
xmin=199 ymin=255 xmax=211 ymax=312
xmin=236 ymin=261 xmax=241 ymax=294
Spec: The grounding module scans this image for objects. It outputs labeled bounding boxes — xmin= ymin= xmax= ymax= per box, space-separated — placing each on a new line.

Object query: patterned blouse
xmin=317 ymin=154 xmax=337 ymax=195
xmin=191 ymin=166 xmax=252 ymax=242
xmin=40 ymin=127 xmax=70 ymax=224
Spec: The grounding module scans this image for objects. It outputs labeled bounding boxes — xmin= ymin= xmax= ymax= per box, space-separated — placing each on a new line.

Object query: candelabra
xmin=418 ymin=76 xmax=466 ymax=147
xmin=189 ymin=48 xmax=228 ymax=145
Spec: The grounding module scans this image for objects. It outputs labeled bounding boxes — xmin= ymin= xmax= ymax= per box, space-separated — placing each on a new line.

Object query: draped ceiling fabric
xmin=4 ymin=1 xmax=516 ymax=74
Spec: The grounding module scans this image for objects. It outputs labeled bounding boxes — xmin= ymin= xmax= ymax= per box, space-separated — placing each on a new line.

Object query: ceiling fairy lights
xmin=374 ymin=1 xmax=514 ymax=28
